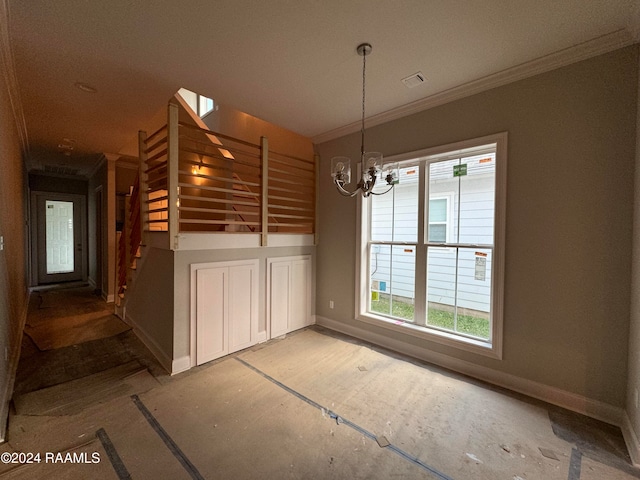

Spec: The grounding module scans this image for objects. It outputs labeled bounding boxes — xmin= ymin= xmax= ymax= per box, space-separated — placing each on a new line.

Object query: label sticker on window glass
xmin=453 ymin=164 xmax=467 ymax=177
xmin=475 ymin=252 xmax=487 ymax=281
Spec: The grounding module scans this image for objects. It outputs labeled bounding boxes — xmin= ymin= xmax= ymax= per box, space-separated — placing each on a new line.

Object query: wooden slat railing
xmin=137 ymin=101 xmax=316 ymax=245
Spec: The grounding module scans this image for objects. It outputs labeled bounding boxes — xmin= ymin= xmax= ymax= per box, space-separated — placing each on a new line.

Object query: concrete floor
xmin=1 ymin=287 xmax=639 ymax=479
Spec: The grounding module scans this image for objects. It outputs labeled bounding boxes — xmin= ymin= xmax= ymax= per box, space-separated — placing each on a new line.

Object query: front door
xmin=33 ymin=192 xmax=86 ymax=284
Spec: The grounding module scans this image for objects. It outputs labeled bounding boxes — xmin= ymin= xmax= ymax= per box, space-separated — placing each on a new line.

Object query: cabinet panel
xmin=268 ymin=256 xmax=312 ymax=338
xmin=270 ymin=262 xmax=290 ymax=338
xmin=290 ymin=259 xmax=310 ymax=331
xmin=196 ymin=267 xmax=227 ymax=365
xmin=228 ymin=264 xmax=255 ymax=353
xmin=192 ymin=259 xmax=259 ymax=367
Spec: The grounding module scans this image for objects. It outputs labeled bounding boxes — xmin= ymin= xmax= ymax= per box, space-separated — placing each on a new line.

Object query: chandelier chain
xmin=361 ymin=47 xmax=366 ymax=158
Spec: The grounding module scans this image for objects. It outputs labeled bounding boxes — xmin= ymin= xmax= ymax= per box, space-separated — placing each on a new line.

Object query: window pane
xmin=456 ymin=248 xmax=491 ymax=339
xmin=369 ymin=244 xmax=415 ymax=322
xmin=426 ymin=246 xmax=456 ymax=330
xmin=199 ymin=95 xmax=214 ymax=117
xmin=46 ymin=200 xmax=74 ymax=274
xmin=428 ymin=224 xmax=446 ymax=242
xmin=458 ymin=154 xmax=495 ymax=245
xmin=426 ymin=247 xmax=491 ymax=339
xmin=429 ymin=198 xmax=447 ymax=222
xmin=428 ymin=197 xmax=448 ymax=242
xmin=371 ymin=165 xmax=418 ymax=242
xmin=429 ymin=160 xmax=459 ymax=243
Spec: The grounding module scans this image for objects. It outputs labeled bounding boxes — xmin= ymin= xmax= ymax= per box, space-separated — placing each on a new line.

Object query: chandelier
xmin=331 ymin=43 xmax=398 ymax=197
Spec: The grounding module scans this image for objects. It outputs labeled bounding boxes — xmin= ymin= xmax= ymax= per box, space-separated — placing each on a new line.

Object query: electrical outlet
xmin=0 ymin=235 xmax=4 ymax=251
xmin=329 ymin=300 xmax=334 ymax=309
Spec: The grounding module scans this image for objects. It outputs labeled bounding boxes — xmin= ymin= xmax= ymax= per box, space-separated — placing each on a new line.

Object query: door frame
xmin=30 ymin=191 xmax=88 ymax=285
xmin=94 ymin=186 xmax=104 ymax=294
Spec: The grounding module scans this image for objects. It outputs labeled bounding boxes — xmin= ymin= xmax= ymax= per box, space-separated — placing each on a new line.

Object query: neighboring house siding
xmin=371 ymin=158 xmax=495 ymax=314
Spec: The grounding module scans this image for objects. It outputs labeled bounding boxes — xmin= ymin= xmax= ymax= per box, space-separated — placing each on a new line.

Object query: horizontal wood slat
xmin=178 ymin=219 xmax=261 ymax=226
xmin=179 ymin=206 xmax=260 ymax=217
xmin=177 ymin=170 xmax=260 ymax=187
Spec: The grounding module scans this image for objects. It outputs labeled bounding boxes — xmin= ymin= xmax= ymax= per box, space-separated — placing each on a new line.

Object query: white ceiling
xmin=6 ymin=0 xmax=640 ymax=169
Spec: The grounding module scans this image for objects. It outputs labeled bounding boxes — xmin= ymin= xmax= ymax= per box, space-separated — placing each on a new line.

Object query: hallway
xmin=13 ymin=286 xmax=167 ymax=400
xmin=1 ymin=287 xmax=640 ymax=479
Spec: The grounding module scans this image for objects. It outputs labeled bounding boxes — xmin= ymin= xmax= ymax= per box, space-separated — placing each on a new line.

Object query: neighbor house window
xmin=427 ymin=197 xmax=449 ymax=242
xmin=360 ymin=133 xmax=507 ymax=358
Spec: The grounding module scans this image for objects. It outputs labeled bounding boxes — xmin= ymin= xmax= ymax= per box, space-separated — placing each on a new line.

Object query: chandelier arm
xmin=334 ymin=179 xmax=361 ymax=197
xmin=370 ymin=185 xmax=394 ymax=196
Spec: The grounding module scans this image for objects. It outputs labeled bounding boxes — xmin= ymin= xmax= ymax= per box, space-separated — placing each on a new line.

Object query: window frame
xmin=355 ymin=132 xmax=507 ymax=359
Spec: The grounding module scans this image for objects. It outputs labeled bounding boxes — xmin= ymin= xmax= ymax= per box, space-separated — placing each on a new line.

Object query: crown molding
xmin=0 ymin=0 xmax=28 ymax=154
xmin=312 ymin=29 xmax=636 ymax=145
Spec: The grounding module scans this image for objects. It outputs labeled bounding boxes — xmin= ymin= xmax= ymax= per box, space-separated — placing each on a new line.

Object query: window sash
xmin=363 ymin=136 xmax=503 ymax=354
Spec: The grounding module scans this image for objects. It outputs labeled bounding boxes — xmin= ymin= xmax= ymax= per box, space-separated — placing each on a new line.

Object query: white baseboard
xmin=126 ymin=313 xmax=172 ymax=374
xmin=106 ymin=293 xmax=115 ymax=303
xmin=316 ymin=315 xmax=623 ymax=427
xmin=622 ymin=411 xmax=640 ymax=466
xmin=1 ymin=290 xmax=30 ymax=443
xmin=171 ymin=356 xmax=191 ymax=375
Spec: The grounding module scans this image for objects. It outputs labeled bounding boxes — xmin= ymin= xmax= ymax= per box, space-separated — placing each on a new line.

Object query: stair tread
xmin=13 ymin=361 xmax=160 ymax=416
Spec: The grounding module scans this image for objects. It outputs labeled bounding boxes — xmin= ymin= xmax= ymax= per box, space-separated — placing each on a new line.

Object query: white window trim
xmin=355 ymin=132 xmax=507 ymax=359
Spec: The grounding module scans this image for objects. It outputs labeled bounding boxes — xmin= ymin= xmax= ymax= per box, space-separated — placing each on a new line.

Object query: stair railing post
xmin=138 ymin=130 xmax=148 ymax=246
xmin=261 ymin=136 xmax=269 ymax=246
xmin=124 ymin=193 xmax=132 ymax=286
xmin=167 ymin=103 xmax=180 ymax=250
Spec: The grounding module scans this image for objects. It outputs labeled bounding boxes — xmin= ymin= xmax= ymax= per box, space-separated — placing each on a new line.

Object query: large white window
xmin=359 ymin=133 xmax=507 ymax=358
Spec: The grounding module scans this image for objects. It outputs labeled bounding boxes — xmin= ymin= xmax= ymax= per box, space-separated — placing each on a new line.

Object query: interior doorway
xmin=31 ymin=192 xmax=87 ymax=285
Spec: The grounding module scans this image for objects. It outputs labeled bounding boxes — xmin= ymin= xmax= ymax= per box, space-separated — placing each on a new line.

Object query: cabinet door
xmin=270 ymin=262 xmax=290 ymax=338
xmin=228 ymin=264 xmax=256 ymax=353
xmin=196 ymin=267 xmax=227 ymax=365
xmin=290 ymin=258 xmax=311 ymax=331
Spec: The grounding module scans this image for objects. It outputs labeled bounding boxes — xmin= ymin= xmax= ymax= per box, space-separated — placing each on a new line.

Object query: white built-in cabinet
xmin=191 ymin=259 xmax=259 ymax=366
xmin=268 ymin=255 xmax=312 ymax=338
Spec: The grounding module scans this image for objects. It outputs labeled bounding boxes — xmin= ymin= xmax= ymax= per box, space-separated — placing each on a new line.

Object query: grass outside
xmin=370 ymin=295 xmax=489 ymax=339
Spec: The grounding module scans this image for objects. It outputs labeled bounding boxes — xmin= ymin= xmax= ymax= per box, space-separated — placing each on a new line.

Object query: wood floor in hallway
xmin=1 ymin=287 xmax=639 ymax=479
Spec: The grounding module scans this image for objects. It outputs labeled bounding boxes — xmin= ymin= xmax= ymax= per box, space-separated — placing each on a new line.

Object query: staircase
xmin=114 ymin=93 xmax=316 ymax=314
xmin=115 ymin=173 xmax=144 ymax=318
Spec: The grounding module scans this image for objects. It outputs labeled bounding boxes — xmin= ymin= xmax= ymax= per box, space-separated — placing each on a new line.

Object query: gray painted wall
xmin=125 ymin=245 xmax=176 ymax=361
xmin=0 ymin=55 xmax=28 ymax=441
xmin=316 ymin=46 xmax=638 ymax=408
xmin=627 ymin=49 xmax=640 ymax=457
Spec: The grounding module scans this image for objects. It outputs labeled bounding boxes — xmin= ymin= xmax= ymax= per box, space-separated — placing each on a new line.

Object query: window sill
xmin=356 ymin=312 xmax=502 ymax=360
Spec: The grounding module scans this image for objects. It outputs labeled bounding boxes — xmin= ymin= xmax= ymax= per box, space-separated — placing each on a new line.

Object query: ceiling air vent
xmin=401 ymin=72 xmax=426 ymax=88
